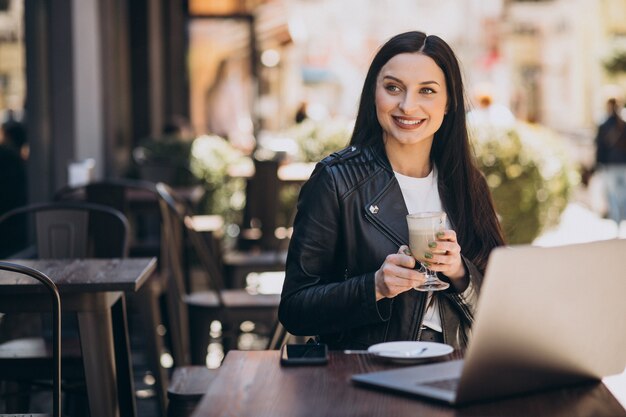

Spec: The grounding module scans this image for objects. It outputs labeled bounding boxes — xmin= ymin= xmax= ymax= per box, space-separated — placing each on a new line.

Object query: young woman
xmin=279 ymin=31 xmax=505 ymax=350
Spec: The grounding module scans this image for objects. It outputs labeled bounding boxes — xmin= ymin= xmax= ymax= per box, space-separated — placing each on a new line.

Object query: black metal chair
xmin=0 ymin=201 xmax=129 ymax=260
xmin=55 ymin=179 xmax=224 ymax=416
xmin=54 ymin=178 xmax=165 ymax=258
xmin=0 ymin=261 xmax=61 ymax=417
xmin=156 ymin=183 xmax=281 ymax=364
xmin=0 ymin=201 xmax=128 ymax=415
xmin=54 ymin=179 xmax=175 ymax=416
xmin=225 ymin=159 xmax=288 ymax=289
xmin=157 ymin=180 xmax=282 ymax=417
xmin=165 ymin=366 xmax=217 ymax=417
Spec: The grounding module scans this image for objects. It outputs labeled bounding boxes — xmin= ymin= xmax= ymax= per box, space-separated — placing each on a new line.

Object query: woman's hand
xmin=422 ymin=229 xmax=468 ymax=290
xmin=374 ymin=245 xmax=425 ymax=301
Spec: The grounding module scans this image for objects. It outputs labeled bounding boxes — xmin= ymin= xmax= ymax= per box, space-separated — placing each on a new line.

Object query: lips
xmin=392 ymin=116 xmax=425 ymax=128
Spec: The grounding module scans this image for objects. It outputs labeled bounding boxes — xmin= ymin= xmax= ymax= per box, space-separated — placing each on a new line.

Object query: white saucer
xmin=367 ymin=341 xmax=453 ymax=363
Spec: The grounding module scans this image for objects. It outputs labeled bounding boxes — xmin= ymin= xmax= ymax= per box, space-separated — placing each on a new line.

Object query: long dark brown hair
xmin=349 ymin=31 xmax=505 ymax=272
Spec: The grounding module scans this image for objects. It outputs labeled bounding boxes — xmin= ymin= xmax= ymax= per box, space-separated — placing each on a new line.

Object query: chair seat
xmin=222 ymin=250 xmax=287 ymax=267
xmin=0 ymin=337 xmax=82 ymax=360
xmin=167 ymin=366 xmax=217 ymax=400
xmin=167 ymin=366 xmax=217 ymax=417
xmin=183 ymin=290 xmax=280 ymax=309
xmin=0 ymin=337 xmax=48 ymax=358
xmin=0 ymin=414 xmax=51 ymax=416
xmin=183 ymin=291 xmax=220 ymax=308
xmin=0 ymin=337 xmax=84 ymax=380
xmin=184 ymin=215 xmax=223 ymax=233
xmin=222 ymin=250 xmax=287 ymax=289
xmin=222 ymin=290 xmax=280 ymax=308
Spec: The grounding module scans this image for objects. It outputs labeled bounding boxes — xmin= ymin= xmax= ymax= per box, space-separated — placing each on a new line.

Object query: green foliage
xmin=470 ymin=122 xmax=579 ymax=244
xmin=283 ymin=118 xmax=353 ymax=163
xmin=273 ymin=118 xmax=352 ymax=225
xmin=189 ymin=134 xmax=253 ymax=224
xmin=134 ymin=135 xmax=197 ymax=186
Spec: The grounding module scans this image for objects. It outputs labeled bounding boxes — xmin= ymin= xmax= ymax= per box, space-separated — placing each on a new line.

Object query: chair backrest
xmin=240 ymin=159 xmax=281 ymax=251
xmin=54 ymin=178 xmax=166 ymax=260
xmin=154 ymin=183 xmax=199 ymax=366
xmin=0 ymin=261 xmax=61 ymax=417
xmin=0 ymin=201 xmax=129 ymax=259
xmin=155 ymin=183 xmax=225 ymax=300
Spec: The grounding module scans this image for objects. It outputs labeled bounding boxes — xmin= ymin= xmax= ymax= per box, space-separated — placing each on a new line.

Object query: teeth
xmin=396 ymin=118 xmax=423 ymax=126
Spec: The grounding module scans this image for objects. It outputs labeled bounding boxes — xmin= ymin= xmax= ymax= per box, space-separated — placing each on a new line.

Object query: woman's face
xmin=375 ymin=52 xmax=448 ymax=150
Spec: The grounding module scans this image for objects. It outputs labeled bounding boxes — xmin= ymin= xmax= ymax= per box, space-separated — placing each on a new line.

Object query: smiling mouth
xmin=393 ymin=116 xmax=425 ymax=127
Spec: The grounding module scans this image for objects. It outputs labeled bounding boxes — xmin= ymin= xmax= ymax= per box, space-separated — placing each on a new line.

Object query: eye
xmin=384 ymin=84 xmax=401 ymax=93
xmin=420 ymin=87 xmax=436 ymax=95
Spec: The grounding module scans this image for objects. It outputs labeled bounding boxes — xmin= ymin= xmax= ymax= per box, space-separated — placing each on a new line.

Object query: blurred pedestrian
xmin=294 ymin=101 xmax=309 ymax=124
xmin=595 ymin=97 xmax=626 ymax=223
xmin=0 ymin=118 xmax=28 ymax=257
xmin=1 ymin=115 xmax=28 ymax=160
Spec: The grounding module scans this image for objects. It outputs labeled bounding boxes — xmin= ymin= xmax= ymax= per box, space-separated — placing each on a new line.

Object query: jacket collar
xmin=362 ymin=144 xmax=409 ymax=248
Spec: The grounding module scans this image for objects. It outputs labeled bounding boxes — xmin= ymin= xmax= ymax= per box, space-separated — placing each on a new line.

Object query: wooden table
xmin=190 ymin=350 xmax=626 ymax=417
xmin=0 ymin=257 xmax=157 ymax=417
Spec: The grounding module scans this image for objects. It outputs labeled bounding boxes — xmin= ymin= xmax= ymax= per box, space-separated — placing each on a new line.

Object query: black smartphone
xmin=280 ymin=343 xmax=328 ymax=366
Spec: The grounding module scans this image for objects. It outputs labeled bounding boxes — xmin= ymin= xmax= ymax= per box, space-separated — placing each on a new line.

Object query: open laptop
xmin=352 ymin=239 xmax=626 ymax=405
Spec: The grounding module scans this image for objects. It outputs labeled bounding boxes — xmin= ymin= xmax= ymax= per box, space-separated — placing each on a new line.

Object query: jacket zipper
xmin=362 ymin=178 xmax=432 ymax=343
xmin=382 ymin=300 xmax=393 ymax=342
xmin=415 ymin=292 xmax=429 ymax=341
xmin=438 ymin=295 xmax=446 ymax=344
xmin=447 ymin=292 xmax=474 ymax=324
xmin=364 ymin=210 xmax=431 ymax=342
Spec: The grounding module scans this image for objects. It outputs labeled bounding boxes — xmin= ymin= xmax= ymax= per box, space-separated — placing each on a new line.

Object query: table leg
xmin=111 ymin=295 xmax=138 ymax=417
xmin=77 ymin=305 xmax=121 ymax=417
xmin=77 ymin=294 xmax=137 ymax=417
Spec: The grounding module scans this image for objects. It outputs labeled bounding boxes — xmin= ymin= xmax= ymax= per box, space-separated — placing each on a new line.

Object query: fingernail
xmin=423 ymin=261 xmax=431 ymax=267
xmin=424 ymin=252 xmax=433 ymax=259
xmin=436 ymin=232 xmax=444 ymax=238
xmin=428 ymin=241 xmax=437 ymax=248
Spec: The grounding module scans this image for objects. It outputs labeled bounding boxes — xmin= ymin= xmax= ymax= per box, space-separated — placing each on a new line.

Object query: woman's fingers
xmin=423 ymin=230 xmax=465 ymax=279
xmin=374 ymin=246 xmax=425 ymax=300
xmin=393 ymin=245 xmax=416 ymax=268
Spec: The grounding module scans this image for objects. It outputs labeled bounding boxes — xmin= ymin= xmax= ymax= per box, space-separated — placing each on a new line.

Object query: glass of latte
xmin=406 ymin=211 xmax=450 ymax=292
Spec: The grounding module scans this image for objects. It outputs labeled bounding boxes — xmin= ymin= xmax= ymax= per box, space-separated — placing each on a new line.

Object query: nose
xmin=398 ymin=93 xmax=421 ymax=114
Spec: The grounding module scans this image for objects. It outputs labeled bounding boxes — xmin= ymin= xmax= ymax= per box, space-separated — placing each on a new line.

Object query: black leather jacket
xmin=279 ymin=144 xmax=483 ymax=350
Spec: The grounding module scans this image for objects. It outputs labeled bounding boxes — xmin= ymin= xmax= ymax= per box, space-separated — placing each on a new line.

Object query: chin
xmin=392 ymin=132 xmax=433 ymax=146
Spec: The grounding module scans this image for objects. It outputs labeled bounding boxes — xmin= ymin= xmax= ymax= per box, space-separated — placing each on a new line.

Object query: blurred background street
xmin=2 ymin=0 xmax=626 ymax=415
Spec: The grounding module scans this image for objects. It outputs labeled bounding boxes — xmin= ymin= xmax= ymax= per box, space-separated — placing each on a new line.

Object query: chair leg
xmin=187 ymin=308 xmax=219 ymax=366
xmin=164 ymin=280 xmax=191 ymax=367
xmin=133 ymin=281 xmax=169 ymax=417
xmin=220 ymin=320 xmax=238 ymax=353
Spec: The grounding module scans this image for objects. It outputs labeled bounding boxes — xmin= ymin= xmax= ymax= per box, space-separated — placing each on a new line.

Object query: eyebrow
xmin=382 ymin=75 xmax=441 ymax=86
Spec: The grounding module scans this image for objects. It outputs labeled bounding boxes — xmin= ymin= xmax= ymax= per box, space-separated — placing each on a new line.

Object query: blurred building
xmin=1 ymin=0 xmax=625 ymax=203
xmin=502 ymin=0 xmax=626 ymax=137
xmin=0 ymin=0 xmax=24 ymax=119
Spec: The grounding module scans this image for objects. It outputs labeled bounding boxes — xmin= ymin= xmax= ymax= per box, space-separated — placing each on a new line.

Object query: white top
xmin=394 ymin=168 xmax=443 ymax=333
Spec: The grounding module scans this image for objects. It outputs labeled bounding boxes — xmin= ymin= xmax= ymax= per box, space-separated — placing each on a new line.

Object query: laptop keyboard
xmin=420 ymin=378 xmax=460 ymax=391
